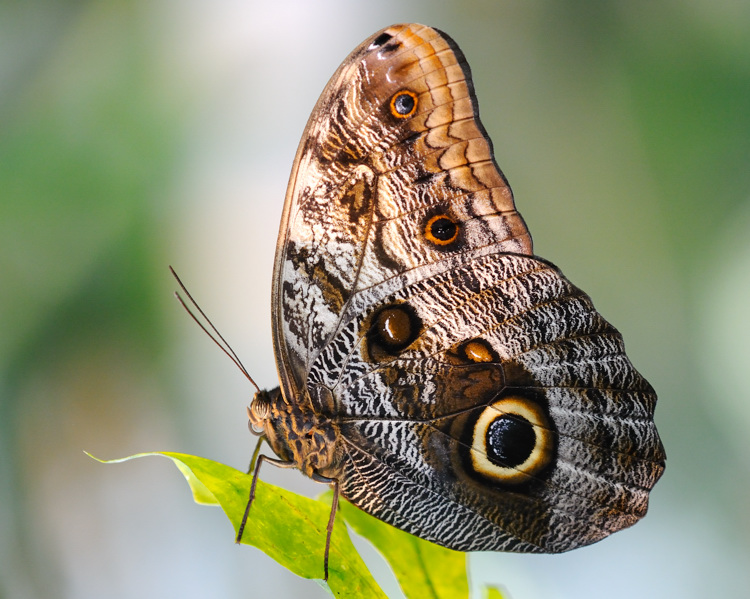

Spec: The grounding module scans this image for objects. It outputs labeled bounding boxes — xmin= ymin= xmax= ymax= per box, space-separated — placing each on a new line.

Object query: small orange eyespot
xmin=463 ymin=340 xmax=495 ymax=363
xmin=424 ymin=214 xmax=459 ymax=246
xmin=390 ymin=90 xmax=418 ymax=118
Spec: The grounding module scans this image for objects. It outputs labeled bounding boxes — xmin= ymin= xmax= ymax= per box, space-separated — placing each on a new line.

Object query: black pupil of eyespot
xmin=394 ymin=93 xmax=415 ymax=115
xmin=371 ymin=32 xmax=393 ymax=48
xmin=431 ymin=217 xmax=457 ymax=240
xmin=486 ymin=415 xmax=535 ymax=468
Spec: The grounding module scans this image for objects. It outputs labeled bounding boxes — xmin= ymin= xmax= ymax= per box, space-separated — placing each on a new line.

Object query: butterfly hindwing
xmin=304 ymin=249 xmax=663 ymax=551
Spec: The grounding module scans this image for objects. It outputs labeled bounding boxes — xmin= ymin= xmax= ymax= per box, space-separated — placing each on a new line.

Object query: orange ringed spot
xmin=424 ymin=214 xmax=459 ymax=245
xmin=390 ymin=90 xmax=418 ymax=118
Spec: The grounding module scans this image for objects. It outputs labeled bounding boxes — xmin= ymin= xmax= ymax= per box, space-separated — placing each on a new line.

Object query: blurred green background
xmin=2 ymin=1 xmax=749 ymax=598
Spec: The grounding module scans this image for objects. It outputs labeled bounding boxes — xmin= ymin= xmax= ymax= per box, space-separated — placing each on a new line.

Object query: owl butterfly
xmin=241 ymin=23 xmax=665 ymax=578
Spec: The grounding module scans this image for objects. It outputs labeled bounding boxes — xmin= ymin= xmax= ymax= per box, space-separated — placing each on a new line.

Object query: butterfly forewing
xmin=272 ymin=24 xmax=532 ymax=391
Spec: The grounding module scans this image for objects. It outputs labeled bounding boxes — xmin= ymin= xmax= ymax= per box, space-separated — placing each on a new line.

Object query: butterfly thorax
xmin=249 ymin=387 xmax=338 ymax=479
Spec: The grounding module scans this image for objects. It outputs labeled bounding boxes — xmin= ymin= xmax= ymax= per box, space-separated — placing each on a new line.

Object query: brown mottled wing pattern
xmin=305 ymin=251 xmax=664 ymax=551
xmin=271 ymin=24 xmax=665 ymax=553
xmin=272 ymin=24 xmax=531 ymax=399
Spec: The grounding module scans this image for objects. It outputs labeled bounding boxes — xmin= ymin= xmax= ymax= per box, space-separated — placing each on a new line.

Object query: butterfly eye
xmin=424 ymin=214 xmax=460 ymax=246
xmin=469 ymin=396 xmax=555 ymax=485
xmin=390 ymin=90 xmax=418 ymax=118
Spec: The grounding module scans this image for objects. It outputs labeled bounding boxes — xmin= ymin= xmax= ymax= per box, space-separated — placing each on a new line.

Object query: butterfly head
xmin=247 ymin=388 xmax=278 ymax=435
xmin=246 ymin=387 xmax=295 ymax=464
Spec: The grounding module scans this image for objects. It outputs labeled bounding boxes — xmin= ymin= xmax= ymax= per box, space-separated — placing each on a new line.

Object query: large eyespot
xmin=366 ymin=303 xmax=422 ymax=360
xmin=424 ymin=214 xmax=459 ymax=246
xmin=470 ymin=396 xmax=555 ymax=485
xmin=390 ymin=90 xmax=418 ymax=118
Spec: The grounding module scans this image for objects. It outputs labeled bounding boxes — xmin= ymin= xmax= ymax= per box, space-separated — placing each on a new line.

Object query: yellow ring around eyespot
xmin=389 ymin=90 xmax=419 ymax=119
xmin=470 ymin=397 xmax=553 ymax=484
xmin=424 ymin=214 xmax=459 ymax=245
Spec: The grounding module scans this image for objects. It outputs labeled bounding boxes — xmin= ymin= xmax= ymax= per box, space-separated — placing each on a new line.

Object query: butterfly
xmin=238 ymin=23 xmax=665 ymax=579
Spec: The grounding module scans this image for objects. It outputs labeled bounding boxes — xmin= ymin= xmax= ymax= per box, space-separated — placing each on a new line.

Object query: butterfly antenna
xmin=169 ymin=266 xmax=260 ymax=393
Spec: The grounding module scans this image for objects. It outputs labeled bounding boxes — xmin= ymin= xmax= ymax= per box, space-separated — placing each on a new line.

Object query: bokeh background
xmin=2 ymin=1 xmax=749 ymax=598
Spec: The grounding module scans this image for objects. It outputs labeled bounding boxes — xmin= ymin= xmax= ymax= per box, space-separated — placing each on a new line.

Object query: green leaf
xmin=483 ymin=587 xmax=506 ymax=599
xmin=338 ymin=498 xmax=468 ymax=599
xmin=91 ymin=452 xmax=386 ymax=598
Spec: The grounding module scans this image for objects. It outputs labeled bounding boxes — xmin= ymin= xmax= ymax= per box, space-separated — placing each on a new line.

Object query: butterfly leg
xmin=236 ymin=453 xmax=296 ymax=544
xmin=246 ymin=435 xmax=266 ymax=474
xmin=311 ymin=472 xmax=340 ymax=581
